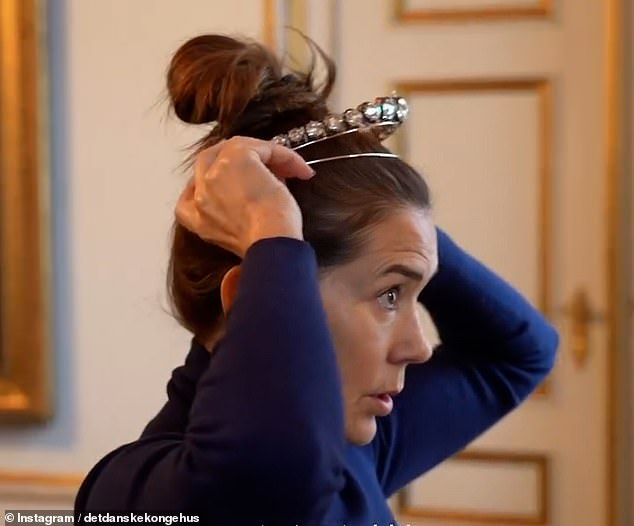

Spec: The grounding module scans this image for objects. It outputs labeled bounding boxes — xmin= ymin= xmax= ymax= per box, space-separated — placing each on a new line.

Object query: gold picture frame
xmin=0 ymin=0 xmax=51 ymax=423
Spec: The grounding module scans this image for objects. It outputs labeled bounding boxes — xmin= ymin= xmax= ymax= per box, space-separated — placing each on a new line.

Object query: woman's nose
xmin=388 ymin=305 xmax=434 ymax=365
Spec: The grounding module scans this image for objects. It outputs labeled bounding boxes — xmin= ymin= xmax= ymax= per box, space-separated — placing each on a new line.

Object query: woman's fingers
xmin=193 ymin=140 xmax=224 ymax=190
xmin=249 ymin=142 xmax=314 ymax=181
xmin=176 ymin=182 xmax=239 ymax=253
xmin=196 ymin=137 xmax=314 ymax=182
xmin=175 ymin=177 xmax=199 ymax=234
xmin=175 ymin=136 xmax=308 ymax=256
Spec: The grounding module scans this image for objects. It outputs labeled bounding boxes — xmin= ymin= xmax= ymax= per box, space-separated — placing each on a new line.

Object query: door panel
xmin=285 ymin=1 xmax=612 ymax=524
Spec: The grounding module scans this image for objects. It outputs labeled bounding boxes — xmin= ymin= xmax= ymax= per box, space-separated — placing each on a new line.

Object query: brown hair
xmin=166 ymin=34 xmax=431 ymax=338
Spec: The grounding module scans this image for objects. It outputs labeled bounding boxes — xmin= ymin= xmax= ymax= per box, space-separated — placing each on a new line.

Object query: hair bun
xmin=167 ymin=34 xmax=281 ymax=127
xmin=167 ymin=33 xmax=336 ymax=145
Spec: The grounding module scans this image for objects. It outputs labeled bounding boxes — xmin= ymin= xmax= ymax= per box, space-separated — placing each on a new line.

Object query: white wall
xmin=0 ymin=0 xmax=266 ymax=490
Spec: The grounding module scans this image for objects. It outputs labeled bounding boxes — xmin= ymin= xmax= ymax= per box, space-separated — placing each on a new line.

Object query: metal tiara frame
xmin=271 ymin=95 xmax=408 ymax=165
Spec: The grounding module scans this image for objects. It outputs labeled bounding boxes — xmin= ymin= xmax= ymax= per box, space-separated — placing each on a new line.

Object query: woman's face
xmin=319 ymin=207 xmax=438 ymax=445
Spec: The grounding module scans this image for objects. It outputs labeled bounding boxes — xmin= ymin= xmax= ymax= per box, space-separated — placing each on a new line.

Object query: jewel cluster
xmin=271 ymin=96 xmax=409 ymax=149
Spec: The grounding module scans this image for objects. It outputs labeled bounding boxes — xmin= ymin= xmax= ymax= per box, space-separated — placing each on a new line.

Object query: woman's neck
xmin=200 ymin=322 xmax=226 ymax=353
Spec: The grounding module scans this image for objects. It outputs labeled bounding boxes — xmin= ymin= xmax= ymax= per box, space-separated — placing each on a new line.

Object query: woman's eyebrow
xmin=378 ymin=264 xmax=424 ymax=282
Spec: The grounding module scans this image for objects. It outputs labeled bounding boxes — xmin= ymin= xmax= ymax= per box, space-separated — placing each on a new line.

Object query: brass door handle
xmin=558 ymin=288 xmax=604 ymax=368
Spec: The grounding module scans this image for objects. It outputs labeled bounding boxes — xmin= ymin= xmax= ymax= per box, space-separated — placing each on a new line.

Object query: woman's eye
xmin=378 ymin=287 xmax=401 ymax=310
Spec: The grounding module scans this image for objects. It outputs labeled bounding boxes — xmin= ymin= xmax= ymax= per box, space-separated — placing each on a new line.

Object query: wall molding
xmin=398 ymin=450 xmax=550 ymax=525
xmin=395 ymin=78 xmax=554 ymax=320
xmin=0 ymin=471 xmax=82 ymax=503
xmin=394 ymin=0 xmax=553 ymax=23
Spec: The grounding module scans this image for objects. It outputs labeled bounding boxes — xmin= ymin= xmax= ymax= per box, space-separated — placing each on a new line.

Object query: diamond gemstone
xmin=288 ymin=127 xmax=306 ymax=145
xmin=305 ymin=121 xmax=326 ymax=140
xmin=396 ymin=97 xmax=409 ymax=121
xmin=360 ymin=102 xmax=382 ymax=123
xmin=324 ymin=114 xmax=346 ymax=134
xmin=344 ymin=108 xmax=364 ymax=128
xmin=271 ymin=135 xmax=291 ymax=147
xmin=381 ymin=101 xmax=397 ymax=120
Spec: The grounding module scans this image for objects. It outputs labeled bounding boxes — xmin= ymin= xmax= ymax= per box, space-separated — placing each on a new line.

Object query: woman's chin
xmin=345 ymin=416 xmax=377 ymax=446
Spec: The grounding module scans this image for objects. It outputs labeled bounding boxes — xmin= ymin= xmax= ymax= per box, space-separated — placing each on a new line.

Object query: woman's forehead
xmin=361 ymin=209 xmax=436 ymax=258
xmin=321 ymin=209 xmax=437 ymax=287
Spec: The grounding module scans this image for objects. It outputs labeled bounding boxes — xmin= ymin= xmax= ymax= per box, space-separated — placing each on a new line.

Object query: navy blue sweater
xmin=75 ymin=229 xmax=558 ymax=525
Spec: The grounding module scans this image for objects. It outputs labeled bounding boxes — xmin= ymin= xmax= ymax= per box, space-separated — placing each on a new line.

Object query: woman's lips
xmin=368 ymin=393 xmax=394 ymax=416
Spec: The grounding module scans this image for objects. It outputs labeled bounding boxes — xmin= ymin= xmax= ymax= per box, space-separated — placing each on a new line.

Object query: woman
xmin=75 ymin=34 xmax=559 ymax=525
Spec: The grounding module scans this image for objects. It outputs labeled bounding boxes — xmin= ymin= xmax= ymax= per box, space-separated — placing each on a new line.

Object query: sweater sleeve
xmin=138 ymin=338 xmax=210 ymax=438
xmin=374 ymin=228 xmax=559 ymax=497
xmin=75 ymin=238 xmax=346 ymax=525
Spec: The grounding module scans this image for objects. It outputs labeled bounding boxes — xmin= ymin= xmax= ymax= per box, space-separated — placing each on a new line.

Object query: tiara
xmin=271 ymin=95 xmax=408 ymax=166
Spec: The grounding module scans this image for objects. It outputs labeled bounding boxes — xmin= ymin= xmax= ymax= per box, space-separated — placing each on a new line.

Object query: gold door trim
xmin=263 ymin=0 xmax=307 ymax=60
xmin=394 ymin=0 xmax=553 ymax=23
xmin=395 ymin=78 xmax=553 ymax=396
xmin=263 ymin=0 xmax=278 ymax=49
xmin=604 ymin=0 xmax=624 ymax=525
xmin=395 ymin=78 xmax=554 ymax=319
xmin=0 ymin=0 xmax=51 ymax=422
xmin=398 ymin=450 xmax=550 ymax=525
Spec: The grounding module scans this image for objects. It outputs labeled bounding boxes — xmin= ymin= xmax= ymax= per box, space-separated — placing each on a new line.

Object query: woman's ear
xmin=220 ymin=265 xmax=241 ymax=316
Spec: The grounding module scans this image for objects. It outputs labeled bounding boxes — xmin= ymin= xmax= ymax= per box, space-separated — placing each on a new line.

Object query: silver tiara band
xmin=305 ymin=152 xmax=399 ymax=166
xmin=271 ymin=95 xmax=409 ymax=156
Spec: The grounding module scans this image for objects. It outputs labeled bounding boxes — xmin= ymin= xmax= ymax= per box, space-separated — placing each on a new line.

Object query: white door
xmin=276 ymin=1 xmax=619 ymax=524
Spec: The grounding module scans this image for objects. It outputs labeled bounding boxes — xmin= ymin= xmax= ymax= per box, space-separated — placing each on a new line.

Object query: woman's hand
xmin=175 ymin=137 xmax=314 ymax=257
